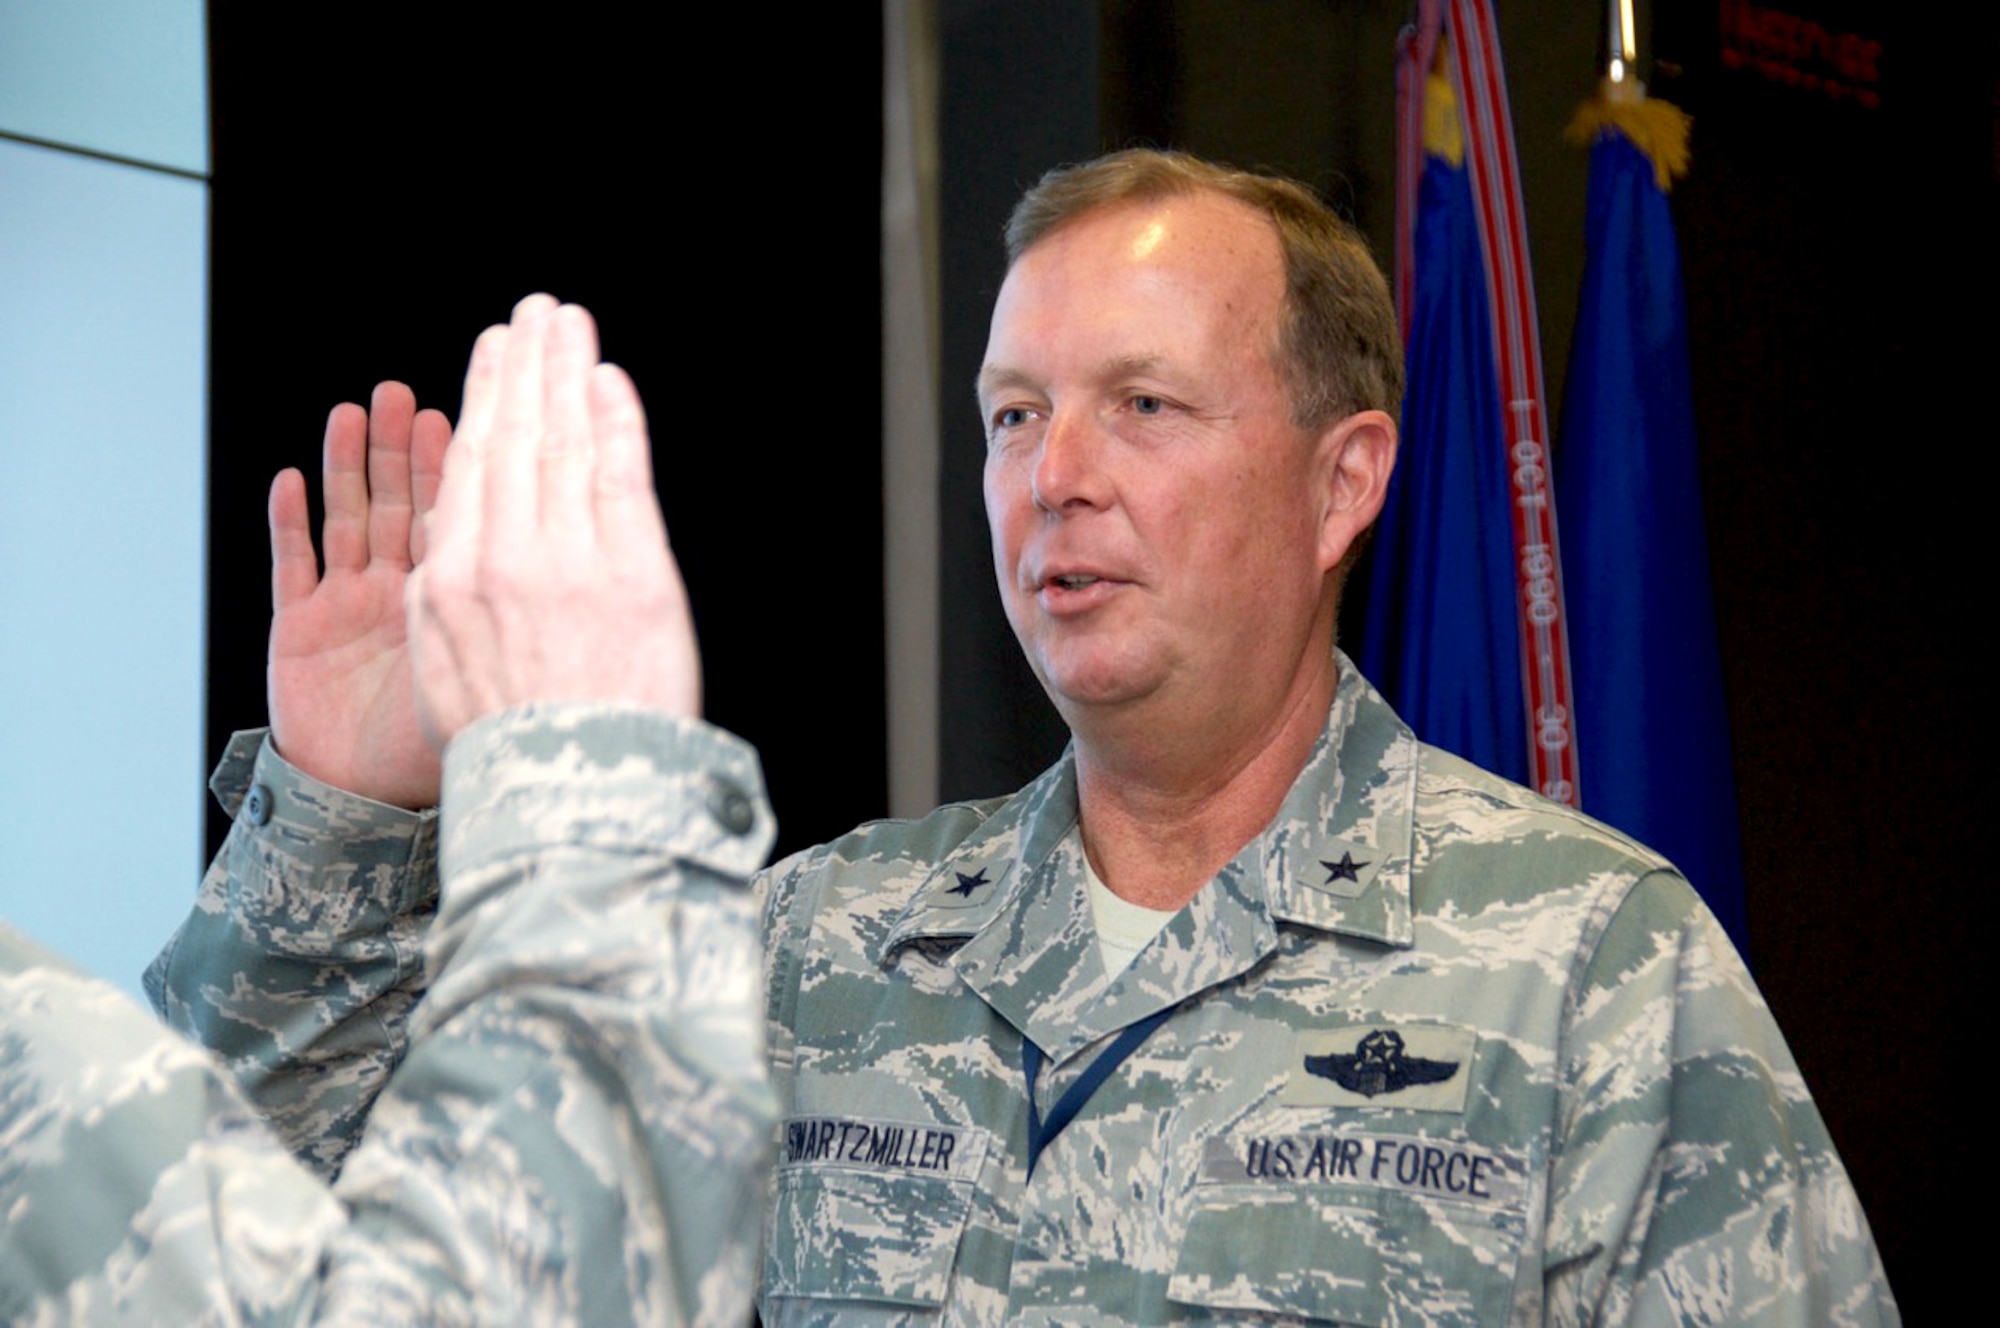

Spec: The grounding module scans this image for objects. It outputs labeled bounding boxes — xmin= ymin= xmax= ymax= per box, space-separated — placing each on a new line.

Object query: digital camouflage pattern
xmin=757 ymin=656 xmax=1897 ymax=1325
xmin=8 ymin=705 xmax=776 ymax=1325
xmin=143 ymin=663 xmax=1895 ymax=1326
xmin=1 ymin=924 xmax=344 ymax=1327
xmin=146 ymin=724 xmax=442 ymax=1179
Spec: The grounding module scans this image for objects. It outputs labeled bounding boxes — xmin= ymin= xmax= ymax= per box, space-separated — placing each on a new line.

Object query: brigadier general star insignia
xmin=946 ymin=868 xmax=990 ymax=899
xmin=1320 ymin=851 xmax=1369 ymax=884
xmin=1303 ymin=1028 xmax=1459 ymax=1098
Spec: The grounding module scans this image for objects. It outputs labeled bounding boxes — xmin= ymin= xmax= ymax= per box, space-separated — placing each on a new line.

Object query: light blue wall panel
xmin=0 ymin=0 xmax=207 ymax=174
xmin=0 ymin=137 xmax=208 ymax=998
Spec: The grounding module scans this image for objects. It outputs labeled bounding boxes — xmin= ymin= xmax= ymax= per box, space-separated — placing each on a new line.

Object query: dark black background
xmin=206 ymin=2 xmax=887 ymax=862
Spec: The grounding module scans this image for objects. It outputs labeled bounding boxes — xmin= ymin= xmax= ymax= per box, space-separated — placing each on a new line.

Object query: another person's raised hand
xmin=408 ymin=295 xmax=700 ymax=751
xmin=268 ymin=382 xmax=450 ymax=808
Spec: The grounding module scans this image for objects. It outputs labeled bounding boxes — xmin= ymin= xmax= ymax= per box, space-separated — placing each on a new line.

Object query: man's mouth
xmin=1050 ymin=574 xmax=1102 ymax=591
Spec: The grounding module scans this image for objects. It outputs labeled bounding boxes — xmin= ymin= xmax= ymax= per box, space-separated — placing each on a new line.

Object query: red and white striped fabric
xmin=1394 ymin=0 xmax=1581 ymax=806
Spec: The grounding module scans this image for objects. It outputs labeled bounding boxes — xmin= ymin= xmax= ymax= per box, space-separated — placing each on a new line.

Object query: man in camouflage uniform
xmin=3 ymin=299 xmax=776 ymax=1324
xmin=754 ymin=153 xmax=1895 ymax=1324
xmin=152 ymin=154 xmax=1894 ymax=1324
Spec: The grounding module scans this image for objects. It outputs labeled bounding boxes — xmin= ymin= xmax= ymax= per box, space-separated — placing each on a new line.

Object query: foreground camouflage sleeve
xmin=1 ymin=923 xmax=345 ymax=1325
xmin=144 ymin=729 xmax=440 ymax=1179
xmin=1544 ymin=871 xmax=1896 ymax=1326
xmin=5 ymin=705 xmax=777 ymax=1325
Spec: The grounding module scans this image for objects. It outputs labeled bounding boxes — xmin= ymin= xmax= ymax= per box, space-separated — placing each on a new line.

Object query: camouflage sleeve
xmin=144 ymin=728 xmax=440 ymax=1180
xmin=1 ymin=922 xmax=348 ymax=1324
xmin=3 ymin=705 xmax=777 ymax=1326
xmin=1544 ymin=870 xmax=1898 ymax=1326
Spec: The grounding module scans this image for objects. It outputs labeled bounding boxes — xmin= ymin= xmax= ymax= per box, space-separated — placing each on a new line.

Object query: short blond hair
xmin=1005 ymin=149 xmax=1402 ymax=431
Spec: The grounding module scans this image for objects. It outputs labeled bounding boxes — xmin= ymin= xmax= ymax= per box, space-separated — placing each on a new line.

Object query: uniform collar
xmin=876 ymin=653 xmax=1419 ymax=1063
xmin=1254 ymin=652 xmax=1418 ymax=948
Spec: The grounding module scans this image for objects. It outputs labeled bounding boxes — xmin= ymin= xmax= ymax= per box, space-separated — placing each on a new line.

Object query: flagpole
xmin=1606 ymin=0 xmax=1637 ymax=88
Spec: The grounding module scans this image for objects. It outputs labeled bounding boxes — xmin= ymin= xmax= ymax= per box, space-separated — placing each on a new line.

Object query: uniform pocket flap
xmin=1168 ymin=1187 xmax=1525 ymax=1326
xmin=764 ymin=1116 xmax=985 ymax=1308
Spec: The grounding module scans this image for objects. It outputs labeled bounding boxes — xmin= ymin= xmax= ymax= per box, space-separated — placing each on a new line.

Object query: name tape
xmin=781 ymin=1115 xmax=986 ymax=1182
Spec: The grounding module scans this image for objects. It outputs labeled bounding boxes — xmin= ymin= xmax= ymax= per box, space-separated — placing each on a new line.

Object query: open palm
xmin=266 ymin=382 xmax=450 ymax=809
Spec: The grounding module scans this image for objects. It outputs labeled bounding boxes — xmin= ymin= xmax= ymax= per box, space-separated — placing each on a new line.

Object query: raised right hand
xmin=406 ymin=296 xmax=701 ymax=750
xmin=267 ymin=382 xmax=451 ymax=808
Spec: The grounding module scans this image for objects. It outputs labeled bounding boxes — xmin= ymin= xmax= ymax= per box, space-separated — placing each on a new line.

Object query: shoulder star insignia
xmin=1320 ymin=851 xmax=1370 ymax=884
xmin=946 ymin=868 xmax=990 ymax=899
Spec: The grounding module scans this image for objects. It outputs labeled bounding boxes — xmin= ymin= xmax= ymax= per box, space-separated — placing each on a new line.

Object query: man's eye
xmin=996 ymin=407 xmax=1030 ymax=429
xmin=1132 ymin=395 xmax=1164 ymax=415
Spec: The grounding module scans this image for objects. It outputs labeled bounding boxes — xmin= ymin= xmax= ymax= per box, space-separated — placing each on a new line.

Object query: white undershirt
xmin=1084 ymin=853 xmax=1176 ymax=976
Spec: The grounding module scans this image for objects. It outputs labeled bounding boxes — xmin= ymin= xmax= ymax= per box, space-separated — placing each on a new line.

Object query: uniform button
xmin=708 ymin=780 xmax=756 ymax=835
xmin=244 ymin=783 xmax=273 ymax=827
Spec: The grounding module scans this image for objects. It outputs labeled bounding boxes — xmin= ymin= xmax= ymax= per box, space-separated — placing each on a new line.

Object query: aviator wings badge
xmin=1303 ymin=1028 xmax=1461 ymax=1099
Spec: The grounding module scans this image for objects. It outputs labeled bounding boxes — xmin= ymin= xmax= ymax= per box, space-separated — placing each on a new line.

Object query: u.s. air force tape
xmin=1200 ymin=1130 xmax=1526 ymax=1210
xmin=781 ymin=1116 xmax=987 ymax=1181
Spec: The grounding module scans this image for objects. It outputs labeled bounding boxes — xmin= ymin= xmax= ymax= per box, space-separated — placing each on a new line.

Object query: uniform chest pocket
xmin=1167 ymin=1186 xmax=1527 ymax=1326
xmin=763 ymin=1116 xmax=985 ymax=1310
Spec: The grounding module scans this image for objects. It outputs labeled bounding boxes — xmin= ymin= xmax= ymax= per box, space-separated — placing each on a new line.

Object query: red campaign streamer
xmin=1395 ymin=0 xmax=1580 ymax=806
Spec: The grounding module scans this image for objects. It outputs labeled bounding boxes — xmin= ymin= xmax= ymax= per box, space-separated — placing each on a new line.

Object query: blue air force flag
xmin=1554 ymin=107 xmax=1752 ymax=960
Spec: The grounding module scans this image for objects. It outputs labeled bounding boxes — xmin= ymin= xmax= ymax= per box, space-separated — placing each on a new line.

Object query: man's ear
xmin=1315 ymin=409 xmax=1398 ymax=573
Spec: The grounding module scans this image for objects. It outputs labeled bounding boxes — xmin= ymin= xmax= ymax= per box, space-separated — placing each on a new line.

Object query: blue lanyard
xmin=1020 ymin=1005 xmax=1176 ymax=1179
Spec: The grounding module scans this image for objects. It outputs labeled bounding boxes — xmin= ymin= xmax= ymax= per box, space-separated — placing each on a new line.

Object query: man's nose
xmin=1031 ymin=409 xmax=1111 ymax=514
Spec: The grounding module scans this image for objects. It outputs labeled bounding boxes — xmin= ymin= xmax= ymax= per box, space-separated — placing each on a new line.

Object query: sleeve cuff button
xmin=708 ymin=780 xmax=756 ymax=836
